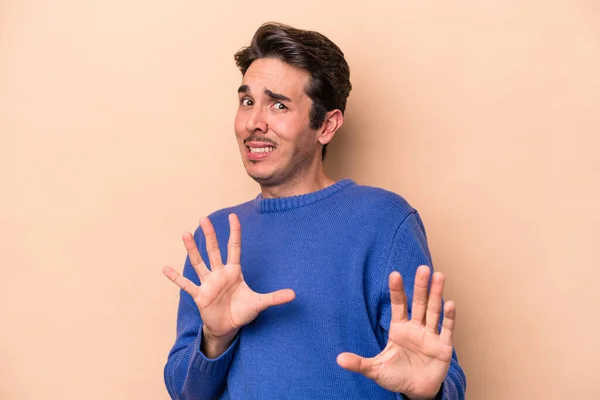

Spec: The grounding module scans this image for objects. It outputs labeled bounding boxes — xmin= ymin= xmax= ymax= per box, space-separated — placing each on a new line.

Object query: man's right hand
xmin=163 ymin=213 xmax=296 ymax=358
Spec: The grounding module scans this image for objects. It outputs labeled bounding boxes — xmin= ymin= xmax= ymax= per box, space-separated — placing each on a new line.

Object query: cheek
xmin=268 ymin=117 xmax=302 ymax=143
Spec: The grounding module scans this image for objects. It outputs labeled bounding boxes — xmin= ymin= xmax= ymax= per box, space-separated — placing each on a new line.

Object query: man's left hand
xmin=337 ymin=266 xmax=455 ymax=400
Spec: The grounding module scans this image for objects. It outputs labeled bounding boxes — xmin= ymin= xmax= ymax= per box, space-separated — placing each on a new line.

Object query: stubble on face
xmin=234 ymin=59 xmax=322 ymax=190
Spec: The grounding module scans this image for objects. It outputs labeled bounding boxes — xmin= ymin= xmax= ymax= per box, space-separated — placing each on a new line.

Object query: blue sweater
xmin=164 ymin=179 xmax=466 ymax=399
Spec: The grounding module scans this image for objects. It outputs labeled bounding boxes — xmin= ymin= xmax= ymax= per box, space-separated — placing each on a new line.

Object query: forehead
xmin=241 ymin=58 xmax=310 ymax=99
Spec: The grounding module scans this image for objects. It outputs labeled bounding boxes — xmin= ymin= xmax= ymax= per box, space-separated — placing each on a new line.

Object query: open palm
xmin=337 ymin=266 xmax=455 ymax=400
xmin=163 ymin=214 xmax=295 ymax=348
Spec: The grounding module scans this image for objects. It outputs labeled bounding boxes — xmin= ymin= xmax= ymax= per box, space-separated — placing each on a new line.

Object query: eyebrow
xmin=264 ymin=89 xmax=291 ymax=102
xmin=237 ymin=85 xmax=292 ymax=102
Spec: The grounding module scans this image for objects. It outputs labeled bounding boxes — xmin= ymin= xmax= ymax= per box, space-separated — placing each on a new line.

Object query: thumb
xmin=336 ymin=352 xmax=376 ymax=379
xmin=257 ymin=288 xmax=296 ymax=312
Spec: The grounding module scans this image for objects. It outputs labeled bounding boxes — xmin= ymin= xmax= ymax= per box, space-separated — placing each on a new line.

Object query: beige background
xmin=1 ymin=0 xmax=599 ymax=399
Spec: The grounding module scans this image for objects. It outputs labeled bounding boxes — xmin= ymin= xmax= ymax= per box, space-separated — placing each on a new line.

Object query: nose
xmin=246 ymin=106 xmax=268 ymax=134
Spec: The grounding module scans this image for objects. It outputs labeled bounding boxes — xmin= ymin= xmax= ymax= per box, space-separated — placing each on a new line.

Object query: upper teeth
xmin=250 ymin=147 xmax=274 ymax=153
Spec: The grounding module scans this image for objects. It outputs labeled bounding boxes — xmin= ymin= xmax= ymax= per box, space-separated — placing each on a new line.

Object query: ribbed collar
xmin=252 ymin=179 xmax=356 ymax=213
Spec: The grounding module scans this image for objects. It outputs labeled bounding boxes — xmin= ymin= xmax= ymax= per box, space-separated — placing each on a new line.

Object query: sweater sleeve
xmin=378 ymin=212 xmax=467 ymax=400
xmin=163 ymin=228 xmax=239 ymax=400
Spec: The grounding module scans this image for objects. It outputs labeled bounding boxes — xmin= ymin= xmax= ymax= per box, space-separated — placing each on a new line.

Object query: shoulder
xmin=191 ymin=200 xmax=255 ymax=241
xmin=206 ymin=200 xmax=254 ymax=223
xmin=344 ymin=183 xmax=416 ymax=221
xmin=334 ymin=182 xmax=423 ymax=240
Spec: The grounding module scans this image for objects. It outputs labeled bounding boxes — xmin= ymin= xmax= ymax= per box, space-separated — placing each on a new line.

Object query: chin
xmin=246 ymin=165 xmax=289 ymax=188
xmin=244 ymin=163 xmax=274 ymax=183
xmin=246 ymin=171 xmax=279 ymax=186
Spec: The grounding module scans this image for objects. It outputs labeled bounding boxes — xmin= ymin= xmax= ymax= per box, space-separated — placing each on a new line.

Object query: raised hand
xmin=337 ymin=266 xmax=455 ymax=400
xmin=163 ymin=213 xmax=296 ymax=358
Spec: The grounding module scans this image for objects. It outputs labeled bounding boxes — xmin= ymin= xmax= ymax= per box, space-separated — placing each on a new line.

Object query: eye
xmin=273 ymin=102 xmax=287 ymax=110
xmin=240 ymin=98 xmax=254 ymax=107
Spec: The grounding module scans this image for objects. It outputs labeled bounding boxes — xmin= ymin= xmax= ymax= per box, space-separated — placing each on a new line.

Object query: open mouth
xmin=248 ymin=146 xmax=275 ymax=154
xmin=245 ymin=144 xmax=276 ymax=160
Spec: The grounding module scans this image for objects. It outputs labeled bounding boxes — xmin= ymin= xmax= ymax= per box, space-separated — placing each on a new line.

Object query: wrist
xmin=200 ymin=326 xmax=238 ymax=359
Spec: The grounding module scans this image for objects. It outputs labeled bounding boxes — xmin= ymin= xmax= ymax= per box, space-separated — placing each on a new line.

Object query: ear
xmin=317 ymin=109 xmax=344 ymax=146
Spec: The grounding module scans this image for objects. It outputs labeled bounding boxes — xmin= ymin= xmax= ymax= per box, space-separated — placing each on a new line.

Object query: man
xmin=163 ymin=22 xmax=466 ymax=399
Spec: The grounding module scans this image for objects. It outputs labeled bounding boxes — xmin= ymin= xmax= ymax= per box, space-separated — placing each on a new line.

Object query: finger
xmin=425 ymin=271 xmax=445 ymax=332
xmin=389 ymin=271 xmax=408 ymax=323
xmin=440 ymin=300 xmax=456 ymax=345
xmin=411 ymin=265 xmax=431 ymax=325
xmin=336 ymin=352 xmax=376 ymax=380
xmin=162 ymin=265 xmax=199 ymax=298
xmin=182 ymin=232 xmax=210 ymax=282
xmin=200 ymin=217 xmax=224 ymax=270
xmin=257 ymin=289 xmax=296 ymax=312
xmin=226 ymin=213 xmax=242 ymax=265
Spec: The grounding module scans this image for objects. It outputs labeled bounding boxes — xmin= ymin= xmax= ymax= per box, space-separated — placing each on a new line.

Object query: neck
xmin=260 ymin=163 xmax=335 ymax=199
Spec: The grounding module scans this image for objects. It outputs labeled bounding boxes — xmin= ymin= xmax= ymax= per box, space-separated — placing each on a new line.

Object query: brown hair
xmin=234 ymin=22 xmax=352 ymax=160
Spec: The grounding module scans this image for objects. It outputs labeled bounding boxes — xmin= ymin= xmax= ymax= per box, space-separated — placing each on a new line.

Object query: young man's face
xmin=234 ymin=58 xmax=322 ymax=187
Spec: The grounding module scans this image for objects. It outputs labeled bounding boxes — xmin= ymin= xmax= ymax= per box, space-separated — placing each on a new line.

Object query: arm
xmin=381 ymin=212 xmax=466 ymax=400
xmin=338 ymin=212 xmax=467 ymax=400
xmin=163 ymin=252 xmax=240 ymax=399
xmin=163 ymin=214 xmax=295 ymax=399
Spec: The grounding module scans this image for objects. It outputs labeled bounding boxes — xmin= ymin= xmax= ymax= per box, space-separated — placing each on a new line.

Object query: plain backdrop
xmin=1 ymin=1 xmax=599 ymax=399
